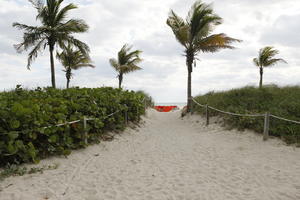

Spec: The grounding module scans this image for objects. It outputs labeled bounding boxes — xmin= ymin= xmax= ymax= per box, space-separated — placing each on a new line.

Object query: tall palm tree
xmin=57 ymin=45 xmax=95 ymax=89
xmin=253 ymin=46 xmax=287 ymax=89
xmin=109 ymin=44 xmax=142 ymax=89
xmin=167 ymin=0 xmax=241 ymax=112
xmin=13 ymin=0 xmax=90 ymax=88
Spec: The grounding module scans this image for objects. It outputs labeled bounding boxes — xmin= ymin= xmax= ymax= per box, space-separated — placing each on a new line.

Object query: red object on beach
xmin=154 ymin=106 xmax=178 ymax=112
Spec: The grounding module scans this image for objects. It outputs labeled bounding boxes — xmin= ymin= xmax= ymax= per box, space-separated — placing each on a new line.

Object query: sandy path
xmin=1 ymin=109 xmax=300 ymax=200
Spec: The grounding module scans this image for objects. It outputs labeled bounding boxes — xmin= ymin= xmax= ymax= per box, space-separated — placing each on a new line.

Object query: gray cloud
xmin=260 ymin=14 xmax=300 ymax=47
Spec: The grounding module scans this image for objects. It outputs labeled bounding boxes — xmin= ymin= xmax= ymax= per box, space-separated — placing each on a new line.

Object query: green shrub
xmin=135 ymin=90 xmax=155 ymax=108
xmin=0 ymin=86 xmax=148 ymax=166
xmin=193 ymin=85 xmax=300 ymax=145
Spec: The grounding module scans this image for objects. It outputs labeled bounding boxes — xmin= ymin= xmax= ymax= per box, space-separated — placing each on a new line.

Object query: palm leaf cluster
xmin=253 ymin=46 xmax=287 ymax=88
xmin=253 ymin=46 xmax=287 ymax=68
xmin=13 ymin=0 xmax=90 ymax=88
xmin=109 ymin=44 xmax=143 ymax=89
xmin=167 ymin=0 xmax=241 ymax=111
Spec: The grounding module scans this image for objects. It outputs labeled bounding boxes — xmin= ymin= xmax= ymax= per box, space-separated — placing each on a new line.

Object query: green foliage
xmin=193 ymin=85 xmax=300 ymax=145
xmin=0 ymin=86 xmax=148 ymax=166
xmin=0 ymin=163 xmax=59 ymax=181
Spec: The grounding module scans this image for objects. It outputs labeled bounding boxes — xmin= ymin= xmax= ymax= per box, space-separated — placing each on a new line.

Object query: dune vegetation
xmin=0 ymin=86 xmax=150 ymax=166
xmin=193 ymin=85 xmax=300 ymax=145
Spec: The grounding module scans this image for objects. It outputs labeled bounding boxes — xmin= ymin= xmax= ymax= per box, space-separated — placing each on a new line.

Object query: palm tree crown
xmin=57 ymin=44 xmax=95 ymax=89
xmin=253 ymin=46 xmax=287 ymax=68
xmin=109 ymin=44 xmax=142 ymax=89
xmin=253 ymin=46 xmax=287 ymax=88
xmin=167 ymin=0 xmax=241 ymax=112
xmin=13 ymin=0 xmax=90 ymax=88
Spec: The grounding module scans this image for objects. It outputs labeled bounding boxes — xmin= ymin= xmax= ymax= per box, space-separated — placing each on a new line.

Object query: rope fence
xmin=191 ymin=98 xmax=300 ymax=141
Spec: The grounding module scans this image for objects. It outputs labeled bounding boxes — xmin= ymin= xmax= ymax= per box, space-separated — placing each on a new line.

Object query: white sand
xmin=1 ymin=109 xmax=300 ymax=200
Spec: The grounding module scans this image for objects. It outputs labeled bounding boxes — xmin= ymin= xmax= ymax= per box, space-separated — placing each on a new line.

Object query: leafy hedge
xmin=193 ymin=85 xmax=300 ymax=145
xmin=0 ymin=86 xmax=147 ymax=166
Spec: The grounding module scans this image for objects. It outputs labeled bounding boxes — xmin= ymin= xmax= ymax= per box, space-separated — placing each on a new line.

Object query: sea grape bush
xmin=193 ymin=85 xmax=300 ymax=145
xmin=0 ymin=86 xmax=147 ymax=166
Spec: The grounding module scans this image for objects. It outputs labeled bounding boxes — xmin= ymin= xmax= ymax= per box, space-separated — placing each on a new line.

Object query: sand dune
xmin=1 ymin=109 xmax=300 ymax=200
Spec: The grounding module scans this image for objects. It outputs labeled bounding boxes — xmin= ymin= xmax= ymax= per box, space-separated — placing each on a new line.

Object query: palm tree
xmin=57 ymin=45 xmax=95 ymax=89
xmin=109 ymin=44 xmax=142 ymax=89
xmin=167 ymin=0 xmax=241 ymax=112
xmin=253 ymin=46 xmax=287 ymax=89
xmin=13 ymin=0 xmax=90 ymax=88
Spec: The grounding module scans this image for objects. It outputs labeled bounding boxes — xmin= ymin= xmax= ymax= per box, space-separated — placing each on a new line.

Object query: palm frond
xmin=188 ymin=1 xmax=222 ymax=40
xmin=121 ymin=64 xmax=142 ymax=74
xmin=61 ymin=35 xmax=90 ymax=55
xmin=109 ymin=58 xmax=120 ymax=72
xmin=126 ymin=50 xmax=142 ymax=62
xmin=54 ymin=3 xmax=77 ymax=25
xmin=254 ymin=46 xmax=287 ymax=68
xmin=167 ymin=10 xmax=189 ymax=48
xmin=27 ymin=38 xmax=47 ymax=69
xmin=195 ymin=33 xmax=241 ymax=53
xmin=253 ymin=58 xmax=260 ymax=67
xmin=265 ymin=58 xmax=287 ymax=67
xmin=58 ymin=19 xmax=89 ymax=33
xmin=14 ymin=30 xmax=45 ymax=53
xmin=73 ymin=63 xmax=95 ymax=70
xmin=12 ymin=23 xmax=40 ymax=33
xmin=128 ymin=57 xmax=143 ymax=65
xmin=28 ymin=0 xmax=44 ymax=11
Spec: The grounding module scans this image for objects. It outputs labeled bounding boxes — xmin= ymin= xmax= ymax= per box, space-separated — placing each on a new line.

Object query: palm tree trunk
xmin=49 ymin=44 xmax=56 ymax=88
xmin=66 ymin=78 xmax=70 ymax=89
xmin=259 ymin=67 xmax=263 ymax=89
xmin=66 ymin=68 xmax=71 ymax=89
xmin=118 ymin=73 xmax=123 ymax=89
xmin=186 ymin=50 xmax=194 ymax=113
xmin=187 ymin=69 xmax=192 ymax=112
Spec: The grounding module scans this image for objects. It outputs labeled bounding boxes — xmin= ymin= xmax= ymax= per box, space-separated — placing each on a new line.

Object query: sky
xmin=0 ymin=0 xmax=299 ymax=103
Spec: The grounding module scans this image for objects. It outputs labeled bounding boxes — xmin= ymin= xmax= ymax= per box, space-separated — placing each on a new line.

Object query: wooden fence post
xmin=206 ymin=105 xmax=209 ymax=126
xmin=144 ymin=100 xmax=146 ymax=114
xmin=263 ymin=112 xmax=270 ymax=141
xmin=137 ymin=106 xmax=139 ymax=121
xmin=124 ymin=107 xmax=128 ymax=125
xmin=190 ymin=98 xmax=194 ymax=115
xmin=83 ymin=116 xmax=88 ymax=145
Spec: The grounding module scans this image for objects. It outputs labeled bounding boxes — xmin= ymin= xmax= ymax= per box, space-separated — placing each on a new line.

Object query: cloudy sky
xmin=0 ymin=0 xmax=299 ymax=102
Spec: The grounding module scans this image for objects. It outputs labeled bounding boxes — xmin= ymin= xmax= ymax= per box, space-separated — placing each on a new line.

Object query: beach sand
xmin=1 ymin=109 xmax=300 ymax=200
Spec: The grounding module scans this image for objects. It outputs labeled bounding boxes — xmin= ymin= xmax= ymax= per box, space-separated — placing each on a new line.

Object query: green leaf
xmin=15 ymin=140 xmax=25 ymax=150
xmin=10 ymin=120 xmax=20 ymax=129
xmin=11 ymin=103 xmax=25 ymax=117
xmin=8 ymin=131 xmax=19 ymax=140
xmin=7 ymin=142 xmax=17 ymax=154
xmin=27 ymin=142 xmax=37 ymax=160
xmin=48 ymin=135 xmax=58 ymax=143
